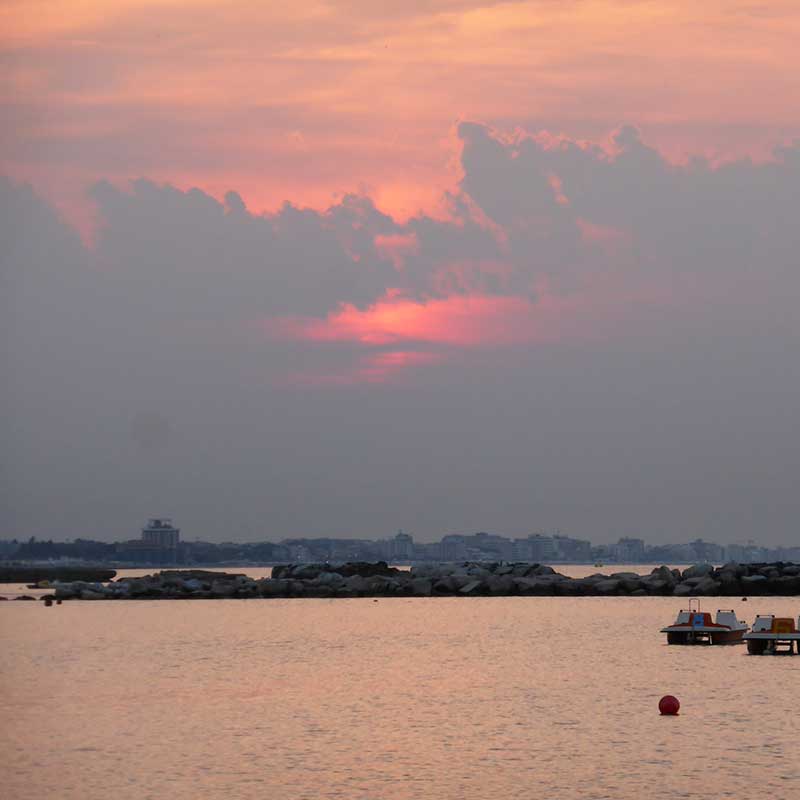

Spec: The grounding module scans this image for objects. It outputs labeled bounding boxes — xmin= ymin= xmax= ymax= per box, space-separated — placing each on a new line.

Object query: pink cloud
xmin=267 ymin=292 xmax=579 ymax=350
xmin=262 ymin=288 xmax=611 ymax=384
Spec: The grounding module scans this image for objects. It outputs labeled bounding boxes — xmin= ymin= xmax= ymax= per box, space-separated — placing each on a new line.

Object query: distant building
xmin=413 ymin=541 xmax=442 ymax=561
xmin=528 ymin=533 xmax=556 ymax=561
xmin=113 ymin=518 xmax=182 ymax=564
xmin=689 ymin=538 xmax=724 ymax=563
xmin=612 ymin=537 xmax=646 ymax=562
xmin=553 ymin=534 xmax=592 ymax=562
xmin=465 ymin=532 xmax=513 ymax=560
xmin=511 ymin=533 xmax=590 ymax=562
xmin=389 ymin=530 xmax=415 ymax=561
xmin=440 ymin=535 xmax=468 ymax=561
xmin=142 ymin=518 xmax=180 ymax=548
xmin=724 ymin=542 xmax=770 ymax=564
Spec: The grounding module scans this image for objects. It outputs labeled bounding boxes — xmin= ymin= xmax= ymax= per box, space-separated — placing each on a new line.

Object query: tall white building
xmin=141 ymin=518 xmax=180 ymax=548
xmin=390 ymin=531 xmax=415 ymax=560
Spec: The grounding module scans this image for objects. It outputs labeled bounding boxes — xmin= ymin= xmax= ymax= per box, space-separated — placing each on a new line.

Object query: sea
xmin=1 ymin=565 xmax=798 ymax=799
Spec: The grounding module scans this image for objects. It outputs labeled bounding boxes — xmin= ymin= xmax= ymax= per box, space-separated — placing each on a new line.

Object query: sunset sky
xmin=3 ymin=1 xmax=800 ymax=544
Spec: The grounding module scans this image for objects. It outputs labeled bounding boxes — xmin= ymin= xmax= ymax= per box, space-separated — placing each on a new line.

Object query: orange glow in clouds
xmin=265 ymin=288 xmax=616 ymax=384
xmin=270 ymin=293 xmax=552 ymax=348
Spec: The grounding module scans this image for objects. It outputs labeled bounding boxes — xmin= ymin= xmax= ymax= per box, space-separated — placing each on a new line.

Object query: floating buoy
xmin=659 ymin=695 xmax=680 ymax=715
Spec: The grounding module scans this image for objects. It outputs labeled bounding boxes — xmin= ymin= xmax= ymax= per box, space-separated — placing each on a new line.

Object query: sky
xmin=2 ymin=1 xmax=800 ymax=545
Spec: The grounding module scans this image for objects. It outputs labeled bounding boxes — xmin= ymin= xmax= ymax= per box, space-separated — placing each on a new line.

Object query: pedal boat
xmin=743 ymin=615 xmax=800 ymax=654
xmin=661 ymin=601 xmax=748 ymax=645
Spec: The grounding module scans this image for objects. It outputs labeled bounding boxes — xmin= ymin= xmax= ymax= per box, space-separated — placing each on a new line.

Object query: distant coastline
xmin=4 ymin=530 xmax=798 ymax=570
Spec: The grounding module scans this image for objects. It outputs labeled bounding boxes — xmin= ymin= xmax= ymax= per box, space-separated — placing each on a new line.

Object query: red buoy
xmin=659 ymin=695 xmax=680 ymax=715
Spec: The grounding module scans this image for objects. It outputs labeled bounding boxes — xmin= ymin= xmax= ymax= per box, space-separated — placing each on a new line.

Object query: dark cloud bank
xmin=3 ymin=124 xmax=799 ymax=544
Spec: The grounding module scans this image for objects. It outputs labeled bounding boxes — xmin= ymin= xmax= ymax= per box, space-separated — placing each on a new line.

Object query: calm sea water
xmin=1 ymin=572 xmax=798 ymax=799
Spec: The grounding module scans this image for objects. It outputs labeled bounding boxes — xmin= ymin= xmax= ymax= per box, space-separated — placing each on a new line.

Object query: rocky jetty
xmin=0 ymin=566 xmax=117 ymax=583
xmin=37 ymin=561 xmax=800 ymax=601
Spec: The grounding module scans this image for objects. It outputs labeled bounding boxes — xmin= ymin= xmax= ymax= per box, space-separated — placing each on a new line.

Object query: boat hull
xmin=666 ymin=629 xmax=745 ymax=645
xmin=745 ymin=634 xmax=800 ymax=655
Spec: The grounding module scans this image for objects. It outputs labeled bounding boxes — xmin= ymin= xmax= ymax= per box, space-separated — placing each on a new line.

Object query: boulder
xmin=618 ymin=578 xmax=643 ymax=594
xmin=741 ymin=574 xmax=768 ymax=595
xmin=692 ymin=576 xmax=721 ymax=596
xmin=764 ymin=575 xmax=800 ymax=596
xmin=717 ymin=572 xmax=742 ymax=596
xmin=641 ymin=578 xmax=670 ymax=595
xmin=260 ymin=579 xmax=288 ymax=597
xmin=682 ymin=563 xmax=714 ymax=580
xmin=344 ymin=575 xmax=368 ymax=593
xmin=289 ymin=563 xmax=327 ymax=580
xmin=649 ymin=565 xmax=676 ymax=585
xmin=410 ymin=578 xmax=433 ymax=596
xmin=236 ymin=580 xmax=259 ymax=597
xmin=555 ymin=579 xmax=590 ymax=596
xmin=513 ymin=577 xmax=555 ymax=596
xmin=303 ymin=585 xmax=333 ymax=598
xmin=673 ymin=583 xmax=694 ymax=597
xmin=286 ymin=580 xmax=307 ymax=597
xmin=719 ymin=561 xmax=747 ymax=578
xmin=366 ymin=575 xmax=400 ymax=594
xmin=313 ymin=571 xmax=345 ymax=588
xmin=210 ymin=580 xmax=237 ymax=598
xmin=459 ymin=580 xmax=485 ymax=596
xmin=758 ymin=567 xmax=781 ymax=578
xmin=594 ymin=579 xmax=621 ymax=595
xmin=486 ymin=574 xmax=516 ymax=595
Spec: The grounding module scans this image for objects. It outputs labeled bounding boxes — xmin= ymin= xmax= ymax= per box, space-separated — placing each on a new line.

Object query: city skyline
xmin=4 ymin=526 xmax=799 ymax=567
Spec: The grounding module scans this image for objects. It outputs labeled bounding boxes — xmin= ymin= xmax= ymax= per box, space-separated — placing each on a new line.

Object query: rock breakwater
xmin=41 ymin=561 xmax=800 ymax=601
xmin=0 ymin=566 xmax=117 ymax=583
